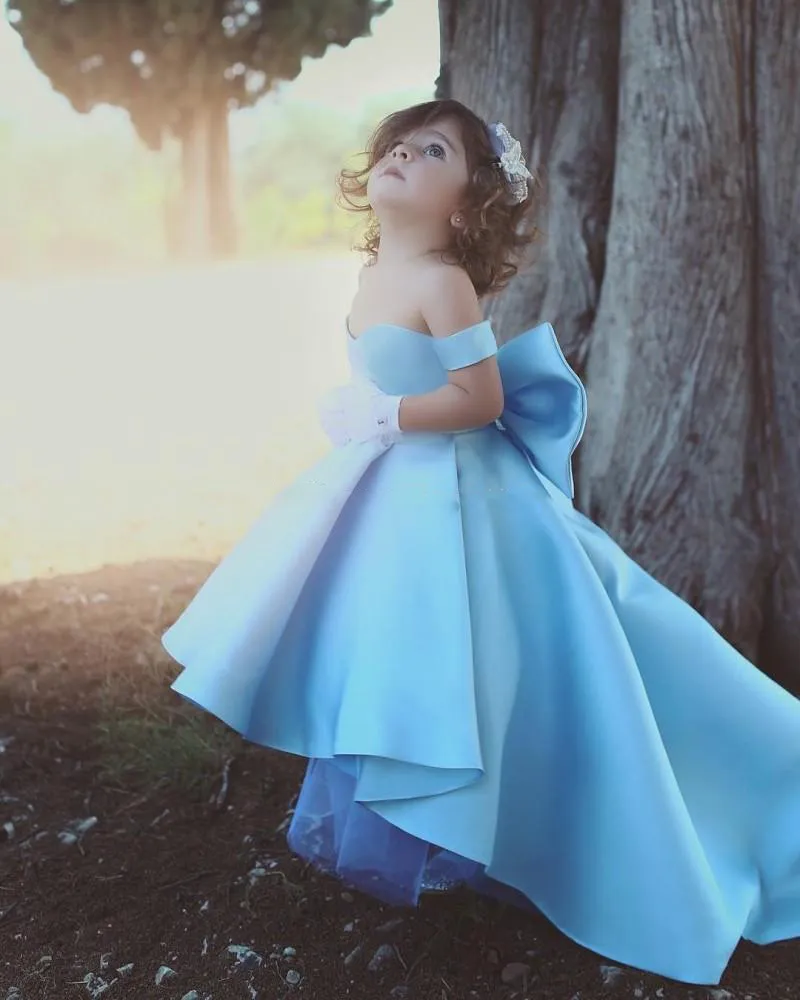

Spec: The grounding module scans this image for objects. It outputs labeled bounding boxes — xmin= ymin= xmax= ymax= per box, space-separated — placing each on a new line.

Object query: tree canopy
xmin=7 ymin=0 xmax=392 ymax=148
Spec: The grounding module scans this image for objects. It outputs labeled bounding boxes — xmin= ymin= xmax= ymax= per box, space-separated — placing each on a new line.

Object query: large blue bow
xmin=495 ymin=322 xmax=587 ymax=499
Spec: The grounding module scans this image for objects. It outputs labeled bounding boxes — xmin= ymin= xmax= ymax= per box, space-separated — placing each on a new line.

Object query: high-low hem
xmin=163 ymin=321 xmax=800 ymax=985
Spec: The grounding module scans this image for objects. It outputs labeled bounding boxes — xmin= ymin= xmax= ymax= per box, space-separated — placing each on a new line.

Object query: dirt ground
xmin=2 ymin=560 xmax=800 ymax=1000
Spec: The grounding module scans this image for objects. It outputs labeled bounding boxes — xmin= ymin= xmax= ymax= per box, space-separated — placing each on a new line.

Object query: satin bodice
xmin=346 ymin=320 xmax=587 ymax=499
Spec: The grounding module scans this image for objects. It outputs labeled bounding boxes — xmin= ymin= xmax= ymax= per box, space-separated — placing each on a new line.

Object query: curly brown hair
xmin=337 ymin=99 xmax=540 ymax=298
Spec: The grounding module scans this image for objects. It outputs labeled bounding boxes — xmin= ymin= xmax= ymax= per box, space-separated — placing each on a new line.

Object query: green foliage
xmin=242 ymin=182 xmax=357 ymax=254
xmin=0 ymin=88 xmax=438 ymax=275
xmin=7 ymin=0 xmax=393 ymax=148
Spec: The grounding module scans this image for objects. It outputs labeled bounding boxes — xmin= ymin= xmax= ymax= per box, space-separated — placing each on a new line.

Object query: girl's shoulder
xmin=414 ymin=260 xmax=483 ymax=335
xmin=399 ymin=257 xmax=473 ymax=304
xmin=415 ymin=258 xmax=479 ymax=307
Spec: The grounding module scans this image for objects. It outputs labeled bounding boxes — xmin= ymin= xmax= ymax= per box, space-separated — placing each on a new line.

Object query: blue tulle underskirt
xmin=287 ymin=757 xmax=528 ymax=909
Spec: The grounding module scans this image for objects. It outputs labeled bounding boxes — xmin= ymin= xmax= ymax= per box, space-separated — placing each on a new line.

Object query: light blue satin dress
xmin=163 ymin=320 xmax=800 ymax=985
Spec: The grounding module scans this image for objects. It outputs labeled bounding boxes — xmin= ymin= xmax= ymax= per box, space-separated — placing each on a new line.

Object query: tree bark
xmin=439 ymin=0 xmax=800 ymax=689
xmin=582 ymin=4 xmax=765 ymax=652
xmin=438 ymin=0 xmax=620 ymax=360
xmin=754 ymin=2 xmax=800 ymax=689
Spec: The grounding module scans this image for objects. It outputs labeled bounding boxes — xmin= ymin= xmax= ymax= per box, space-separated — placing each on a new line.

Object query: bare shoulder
xmin=414 ymin=260 xmax=483 ymax=338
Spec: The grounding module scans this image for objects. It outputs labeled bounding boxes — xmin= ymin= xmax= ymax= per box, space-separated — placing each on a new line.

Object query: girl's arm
xmin=397 ymin=265 xmax=505 ymax=433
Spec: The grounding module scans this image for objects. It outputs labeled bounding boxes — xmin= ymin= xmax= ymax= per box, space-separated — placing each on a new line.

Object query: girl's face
xmin=366 ymin=116 xmax=470 ymax=223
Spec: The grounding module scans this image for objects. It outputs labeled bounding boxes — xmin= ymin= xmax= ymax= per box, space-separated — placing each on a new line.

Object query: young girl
xmin=162 ymin=99 xmax=800 ymax=986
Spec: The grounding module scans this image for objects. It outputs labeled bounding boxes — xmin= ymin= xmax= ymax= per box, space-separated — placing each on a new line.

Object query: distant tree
xmin=6 ymin=0 xmax=392 ymax=258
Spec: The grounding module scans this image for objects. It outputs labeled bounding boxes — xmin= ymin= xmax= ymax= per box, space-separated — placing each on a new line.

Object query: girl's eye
xmin=424 ymin=143 xmax=446 ymax=159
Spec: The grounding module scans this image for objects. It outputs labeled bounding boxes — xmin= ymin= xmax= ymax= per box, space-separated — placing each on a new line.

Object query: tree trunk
xmin=208 ymin=101 xmax=238 ymax=259
xmin=438 ymin=0 xmax=620 ymax=361
xmin=177 ymin=105 xmax=214 ymax=260
xmin=173 ymin=102 xmax=237 ymax=260
xmin=582 ymin=2 xmax=768 ymax=652
xmin=754 ymin=3 xmax=800 ymax=689
xmin=439 ymin=0 xmax=800 ymax=691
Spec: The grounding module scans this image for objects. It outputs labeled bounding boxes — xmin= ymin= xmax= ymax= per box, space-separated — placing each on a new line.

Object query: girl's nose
xmin=392 ymin=144 xmax=411 ymax=160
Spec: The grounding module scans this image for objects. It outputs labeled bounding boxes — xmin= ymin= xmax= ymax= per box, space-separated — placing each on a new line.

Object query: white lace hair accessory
xmin=488 ymin=121 xmax=533 ymax=204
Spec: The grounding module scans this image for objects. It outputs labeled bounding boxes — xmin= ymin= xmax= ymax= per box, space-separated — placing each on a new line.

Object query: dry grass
xmin=92 ymin=632 xmax=241 ymax=798
xmin=93 ymin=706 xmax=241 ymax=797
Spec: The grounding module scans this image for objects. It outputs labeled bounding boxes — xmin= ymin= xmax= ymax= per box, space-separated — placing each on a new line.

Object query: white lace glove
xmin=317 ymin=377 xmax=404 ymax=448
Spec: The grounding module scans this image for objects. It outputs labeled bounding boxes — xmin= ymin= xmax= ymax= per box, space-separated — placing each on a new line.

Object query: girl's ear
xmin=450 ymin=211 xmax=466 ymax=229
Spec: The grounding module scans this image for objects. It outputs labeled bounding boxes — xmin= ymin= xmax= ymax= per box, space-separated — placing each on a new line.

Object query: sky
xmin=0 ymin=0 xmax=440 ymax=142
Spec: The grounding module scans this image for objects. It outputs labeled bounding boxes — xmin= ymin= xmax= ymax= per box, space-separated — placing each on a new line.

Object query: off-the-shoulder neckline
xmin=345 ymin=317 xmax=433 ymax=343
xmin=345 ymin=317 xmax=493 ymax=344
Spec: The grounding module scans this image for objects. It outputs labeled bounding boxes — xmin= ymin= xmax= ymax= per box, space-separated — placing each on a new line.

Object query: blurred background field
xmin=0 ymin=1 xmax=438 ymax=585
xmin=0 ymin=254 xmax=362 ymax=584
